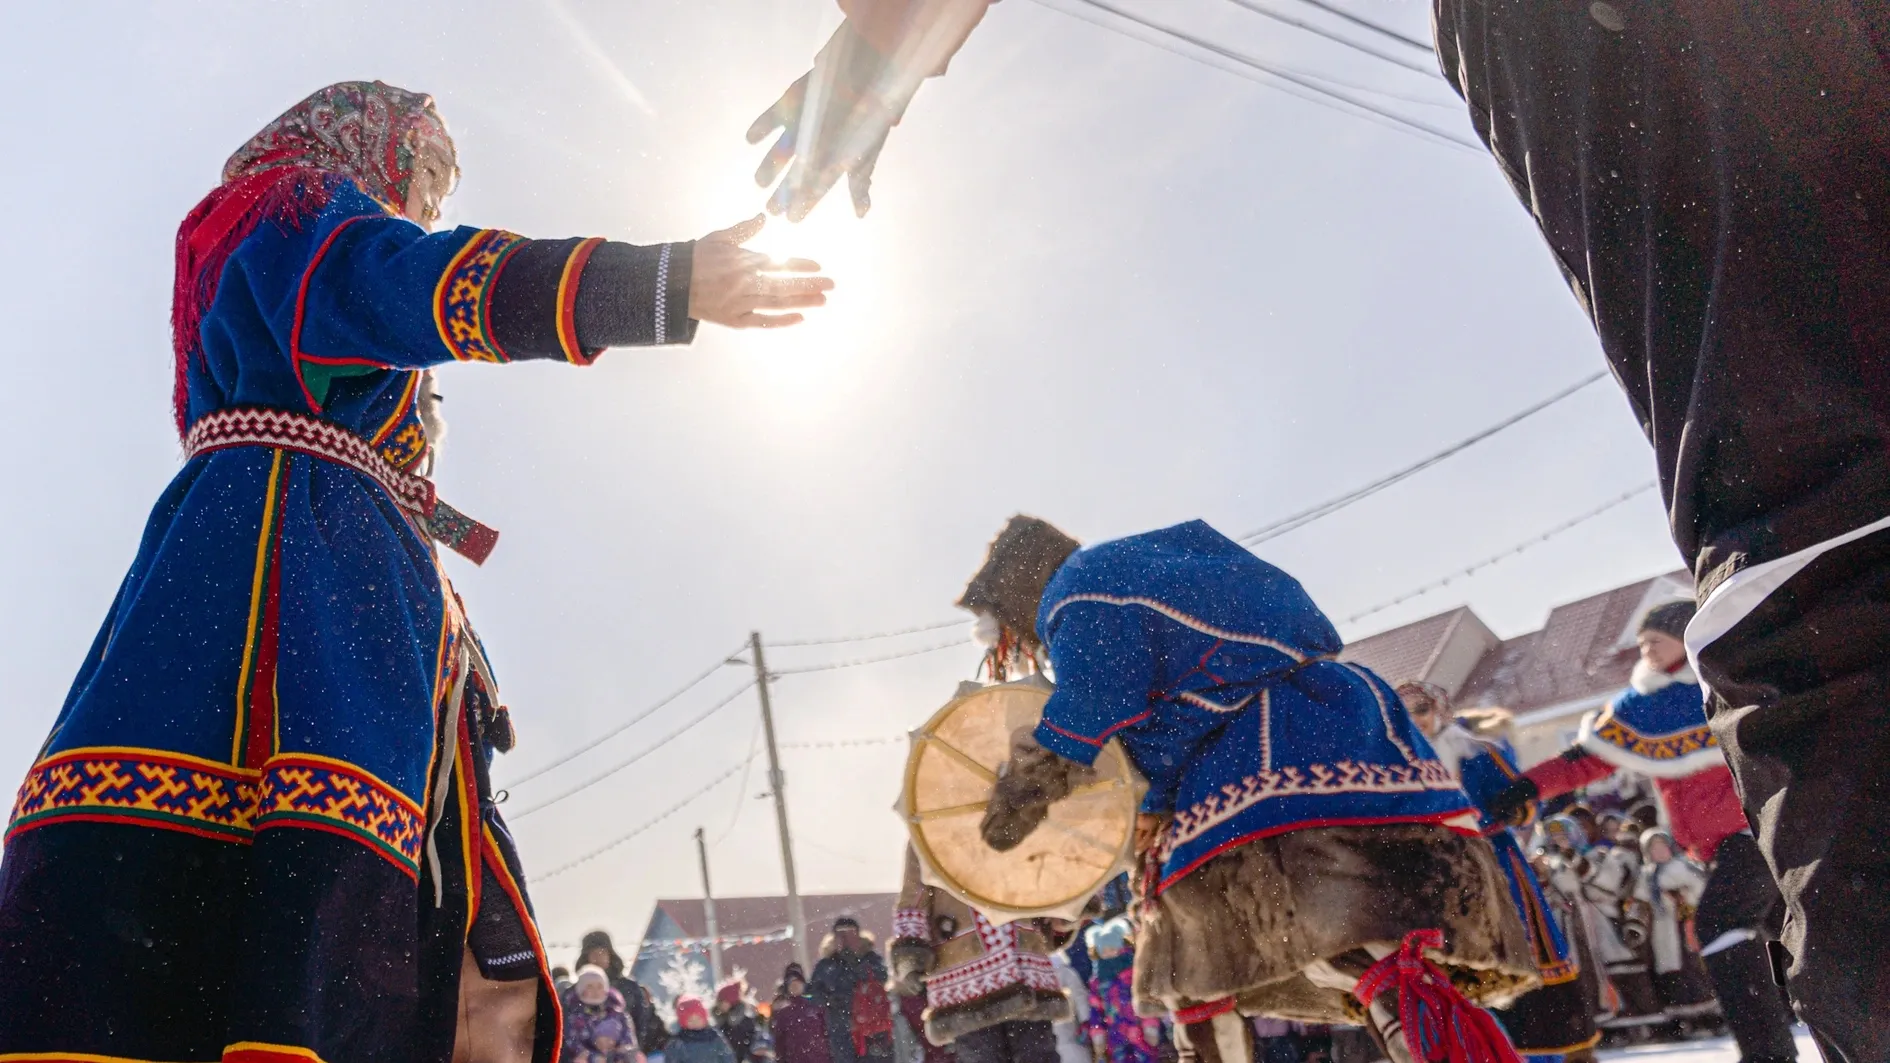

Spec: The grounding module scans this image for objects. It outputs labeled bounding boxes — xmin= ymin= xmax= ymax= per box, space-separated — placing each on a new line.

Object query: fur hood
xmin=818 ymin=929 xmax=877 ymax=959
xmin=1629 ymin=658 xmax=1697 ymax=694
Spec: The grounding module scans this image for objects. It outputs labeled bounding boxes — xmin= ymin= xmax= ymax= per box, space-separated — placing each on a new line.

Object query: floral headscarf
xmin=172 ymin=81 xmax=455 ymax=437
xmin=221 ymin=80 xmax=456 ymax=215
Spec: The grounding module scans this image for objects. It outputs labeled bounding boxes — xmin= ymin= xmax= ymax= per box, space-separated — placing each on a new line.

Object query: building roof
xmin=630 ymin=892 xmax=897 ymax=1003
xmin=1339 ymin=607 xmax=1473 ymax=688
xmin=1342 ymin=570 xmax=1692 ymax=720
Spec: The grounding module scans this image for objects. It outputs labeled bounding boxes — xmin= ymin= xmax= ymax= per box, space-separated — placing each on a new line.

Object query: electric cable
xmin=767 ymin=618 xmax=965 ymax=648
xmin=1234 ymin=372 xmax=1608 ymax=545
xmin=769 ymin=636 xmax=974 ymax=676
xmin=1039 ymin=0 xmax=1480 ymax=152
xmin=1339 ymin=483 xmax=1660 ymax=625
xmin=510 ymin=680 xmax=755 ymax=819
xmin=1215 ymin=0 xmax=1440 ymax=77
xmin=530 ymin=756 xmax=755 ymax=882
xmin=497 ymin=641 xmax=748 ymax=790
xmin=1269 ymin=0 xmax=1434 ymax=51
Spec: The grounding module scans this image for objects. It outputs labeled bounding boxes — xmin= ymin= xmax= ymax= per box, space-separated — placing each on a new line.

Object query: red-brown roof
xmin=1342 ymin=571 xmax=1691 ymax=718
xmin=1453 ymin=571 xmax=1689 ymax=715
xmin=1339 ymin=606 xmax=1473 ymax=687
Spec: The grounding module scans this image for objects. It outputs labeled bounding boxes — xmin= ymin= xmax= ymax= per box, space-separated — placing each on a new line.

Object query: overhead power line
xmin=767 ymin=618 xmax=965 ymax=648
xmin=769 ymin=636 xmax=974 ymax=676
xmin=510 ymin=680 xmax=755 ymax=819
xmin=1271 ymin=0 xmax=1434 ymax=52
xmin=1339 ymin=483 xmax=1660 ymax=626
xmin=498 ymin=641 xmax=748 ymax=790
xmin=531 ymin=755 xmax=756 ymax=882
xmin=1032 ymin=0 xmax=1480 ymax=153
xmin=1235 ymin=372 xmax=1609 ymax=546
xmin=1215 ymin=0 xmax=1440 ymax=77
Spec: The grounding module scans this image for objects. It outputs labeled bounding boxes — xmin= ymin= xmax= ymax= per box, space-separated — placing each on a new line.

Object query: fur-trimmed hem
xmin=924 ymin=984 xmax=1071 ymax=1045
xmin=1135 ymin=824 xmax=1538 ymax=1022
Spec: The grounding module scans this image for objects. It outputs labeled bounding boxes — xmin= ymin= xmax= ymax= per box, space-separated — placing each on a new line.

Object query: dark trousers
xmin=952 ymin=1020 xmax=1060 ymax=1063
xmin=1695 ymin=832 xmax=1797 ymax=1061
xmin=1698 ymin=530 xmax=1890 ymax=1063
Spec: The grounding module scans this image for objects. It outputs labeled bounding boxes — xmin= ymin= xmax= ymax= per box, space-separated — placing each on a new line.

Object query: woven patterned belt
xmin=182 ymin=406 xmax=499 ymax=565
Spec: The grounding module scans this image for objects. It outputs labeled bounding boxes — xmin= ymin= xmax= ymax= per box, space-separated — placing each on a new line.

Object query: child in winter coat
xmin=773 ymin=965 xmax=833 ymax=1063
xmin=564 ymin=966 xmax=643 ymax=1063
xmin=1082 ymin=919 xmax=1161 ymax=1063
xmin=668 ymin=997 xmax=739 ymax=1063
xmin=1629 ymin=830 xmax=1717 ymax=1023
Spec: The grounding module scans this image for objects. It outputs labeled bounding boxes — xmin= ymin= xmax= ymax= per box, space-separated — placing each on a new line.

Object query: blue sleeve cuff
xmin=1139 ymin=789 xmax=1176 ymax=815
xmin=1033 ymin=720 xmax=1104 ymax=766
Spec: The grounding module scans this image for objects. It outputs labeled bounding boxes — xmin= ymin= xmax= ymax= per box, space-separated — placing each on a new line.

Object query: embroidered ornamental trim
xmin=1590 ymin=714 xmax=1718 ymax=761
xmin=7 ymin=747 xmax=261 ymax=844
xmin=256 ymin=754 xmax=426 ymax=878
xmin=924 ymin=916 xmax=1061 ymax=1009
xmin=183 ymin=407 xmax=498 ymax=565
xmin=7 ymin=747 xmax=426 ymax=879
xmin=1165 ymin=758 xmax=1464 ymax=850
xmin=892 ymin=907 xmax=930 ymax=942
xmin=434 ymin=228 xmax=528 ymax=363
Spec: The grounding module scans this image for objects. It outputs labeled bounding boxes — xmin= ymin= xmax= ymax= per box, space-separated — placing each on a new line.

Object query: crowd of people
xmin=555 ymin=599 xmax=1787 ymax=1063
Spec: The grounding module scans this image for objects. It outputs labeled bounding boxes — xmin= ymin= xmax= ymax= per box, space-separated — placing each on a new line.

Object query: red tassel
xmin=1354 ymin=930 xmax=1523 ymax=1063
xmin=172 ymin=168 xmax=335 ymax=439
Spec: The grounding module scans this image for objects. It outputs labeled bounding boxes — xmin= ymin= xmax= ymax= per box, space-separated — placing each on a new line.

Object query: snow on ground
xmin=1598 ymin=1028 xmax=1820 ymax=1063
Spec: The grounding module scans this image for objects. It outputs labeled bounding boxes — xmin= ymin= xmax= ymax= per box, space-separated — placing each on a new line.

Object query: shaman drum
xmin=898 ymin=678 xmax=1147 ymax=925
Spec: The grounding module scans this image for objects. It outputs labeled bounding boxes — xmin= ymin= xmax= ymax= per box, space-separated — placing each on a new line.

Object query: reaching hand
xmin=687 ymin=215 xmax=833 ymax=329
xmin=746 ymin=24 xmax=905 ymax=222
xmin=1487 ymin=777 xmax=1541 ymax=825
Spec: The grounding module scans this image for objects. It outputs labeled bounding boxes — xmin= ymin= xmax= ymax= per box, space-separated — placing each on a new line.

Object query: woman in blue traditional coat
xmin=959 ymin=517 xmax=1538 ymax=1063
xmin=1397 ymin=684 xmax=1600 ymax=1063
xmin=0 ymin=81 xmax=830 ymax=1063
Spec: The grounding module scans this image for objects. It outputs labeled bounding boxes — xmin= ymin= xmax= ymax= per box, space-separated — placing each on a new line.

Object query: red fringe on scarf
xmin=171 ymin=167 xmax=335 ymax=439
xmin=1354 ymin=930 xmax=1523 ymax=1063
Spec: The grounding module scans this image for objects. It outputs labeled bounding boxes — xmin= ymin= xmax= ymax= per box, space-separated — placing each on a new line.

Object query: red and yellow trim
xmin=7 ymin=747 xmax=262 ymax=845
xmin=289 ymin=216 xmax=375 ymax=413
xmin=556 ymin=237 xmax=605 ymax=364
xmin=232 ymin=449 xmax=290 ymax=768
xmin=222 ymin=1043 xmax=328 ymax=1063
xmin=482 ymin=821 xmax=565 ymax=1043
xmin=254 ymin=753 xmax=426 ymax=879
xmin=433 ymin=229 xmax=528 ymax=364
xmin=0 ymin=1053 xmax=213 ymax=1063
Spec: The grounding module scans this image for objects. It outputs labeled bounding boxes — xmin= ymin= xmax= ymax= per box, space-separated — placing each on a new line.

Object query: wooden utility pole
xmin=750 ymin=630 xmax=811 ymax=971
xmin=694 ymin=826 xmax=724 ymax=986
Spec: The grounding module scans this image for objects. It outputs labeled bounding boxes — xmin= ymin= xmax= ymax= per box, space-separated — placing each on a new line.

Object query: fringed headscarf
xmin=171 ymin=80 xmax=457 ymax=438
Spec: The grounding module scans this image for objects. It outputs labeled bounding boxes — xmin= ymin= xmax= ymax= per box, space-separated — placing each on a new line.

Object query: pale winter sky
xmin=0 ymin=1 xmax=1680 ymax=955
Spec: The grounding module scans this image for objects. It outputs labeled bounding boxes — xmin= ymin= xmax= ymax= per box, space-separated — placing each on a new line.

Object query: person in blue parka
xmin=958 ymin=516 xmax=1537 ymax=1063
xmin=0 ymin=80 xmax=830 ymax=1063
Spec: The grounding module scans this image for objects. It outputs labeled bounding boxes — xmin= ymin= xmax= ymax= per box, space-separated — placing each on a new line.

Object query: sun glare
xmin=715 ymin=180 xmax=893 ymax=414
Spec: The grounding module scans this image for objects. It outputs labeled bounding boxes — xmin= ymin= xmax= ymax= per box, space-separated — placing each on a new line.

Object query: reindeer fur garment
xmin=1133 ymin=825 xmax=1539 ymax=1023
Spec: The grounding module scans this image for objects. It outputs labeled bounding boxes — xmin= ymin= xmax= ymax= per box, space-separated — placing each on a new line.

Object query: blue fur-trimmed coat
xmin=1028 ymin=521 xmax=1478 ymax=890
xmin=0 ymin=180 xmax=691 ymax=1063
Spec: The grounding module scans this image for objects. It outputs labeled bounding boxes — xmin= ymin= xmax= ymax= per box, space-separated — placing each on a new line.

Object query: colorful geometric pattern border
xmin=7 ymin=747 xmax=260 ymax=844
xmin=256 ymin=755 xmax=424 ymax=878
xmin=434 ymin=228 xmax=528 ymax=363
xmin=1166 ymin=757 xmax=1463 ymax=849
xmin=1589 ymin=713 xmax=1718 ymax=763
xmin=7 ymin=747 xmax=423 ymax=878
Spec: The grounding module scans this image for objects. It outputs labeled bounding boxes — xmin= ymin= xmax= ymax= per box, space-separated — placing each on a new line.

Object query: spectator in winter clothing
xmin=1628 ymin=829 xmax=1717 ymax=1025
xmin=555 ymin=967 xmax=575 ymax=996
xmin=669 ymin=997 xmax=739 ymax=1063
xmin=580 ymin=930 xmax=670 ymax=1058
xmin=564 ymin=966 xmax=642 ymax=1063
xmin=810 ymin=917 xmax=892 ymax=1063
xmin=716 ymin=980 xmax=765 ymax=1063
xmin=1491 ymin=601 xmax=1795 ymax=1063
xmin=773 ymin=964 xmax=833 ymax=1063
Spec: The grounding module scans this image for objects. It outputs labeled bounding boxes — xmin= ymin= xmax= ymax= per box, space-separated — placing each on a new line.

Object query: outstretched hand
xmin=745 ymin=29 xmax=902 ymax=222
xmin=688 ymin=215 xmax=833 ymax=330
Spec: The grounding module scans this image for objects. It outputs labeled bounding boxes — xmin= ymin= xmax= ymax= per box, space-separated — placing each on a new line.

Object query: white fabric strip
xmin=1685 ymin=511 xmax=1890 ymax=695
